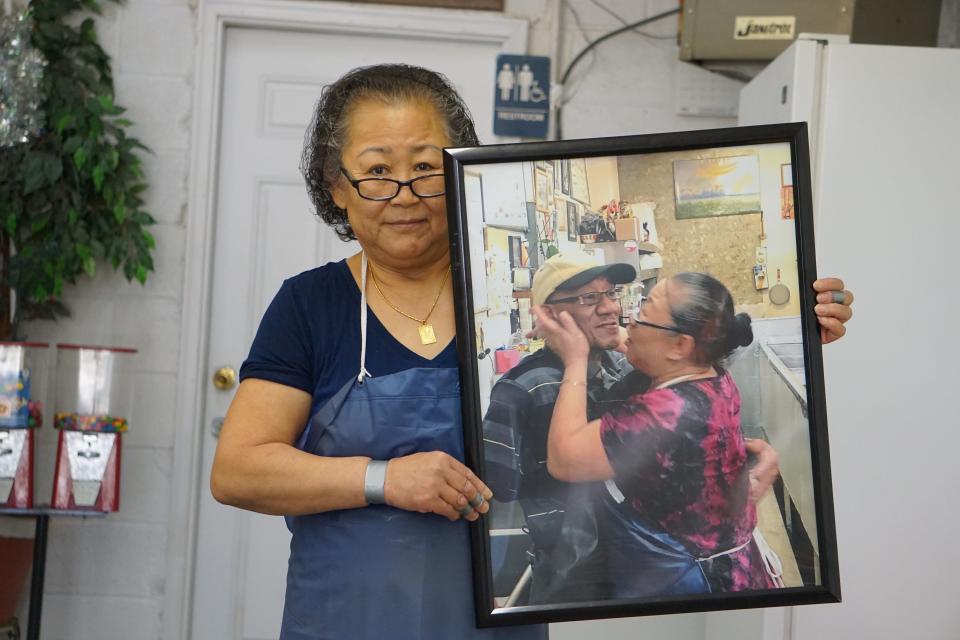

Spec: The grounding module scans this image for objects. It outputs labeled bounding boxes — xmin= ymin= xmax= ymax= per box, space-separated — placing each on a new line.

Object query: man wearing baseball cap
xmin=482 ymin=249 xmax=641 ymax=604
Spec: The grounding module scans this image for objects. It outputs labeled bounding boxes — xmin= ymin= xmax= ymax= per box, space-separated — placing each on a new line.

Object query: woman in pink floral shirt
xmin=532 ymin=272 xmax=777 ymax=596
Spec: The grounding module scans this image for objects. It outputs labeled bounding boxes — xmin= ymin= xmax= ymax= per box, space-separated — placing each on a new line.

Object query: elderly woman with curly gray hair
xmin=208 ymin=63 xmax=854 ymax=640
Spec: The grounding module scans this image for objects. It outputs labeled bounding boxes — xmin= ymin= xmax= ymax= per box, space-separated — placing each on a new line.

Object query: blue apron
xmin=586 ymin=486 xmax=711 ymax=598
xmin=530 ymin=477 xmax=710 ymax=604
xmin=279 ymin=253 xmax=543 ymax=640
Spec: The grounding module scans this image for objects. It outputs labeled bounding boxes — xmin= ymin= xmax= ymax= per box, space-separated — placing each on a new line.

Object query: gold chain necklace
xmin=369 ymin=264 xmax=450 ymax=345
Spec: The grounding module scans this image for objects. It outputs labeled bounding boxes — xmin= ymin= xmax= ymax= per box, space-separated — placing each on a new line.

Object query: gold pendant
xmin=418 ymin=323 xmax=437 ymax=345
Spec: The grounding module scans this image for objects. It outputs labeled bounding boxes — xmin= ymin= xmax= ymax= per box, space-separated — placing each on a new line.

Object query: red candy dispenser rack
xmin=51 ymin=344 xmax=137 ymax=511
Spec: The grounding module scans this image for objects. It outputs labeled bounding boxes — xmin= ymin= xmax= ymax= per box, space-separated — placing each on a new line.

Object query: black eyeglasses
xmin=339 ymin=167 xmax=445 ymax=201
xmin=629 ymin=297 xmax=691 ymax=335
xmin=549 ymin=286 xmax=624 ymax=306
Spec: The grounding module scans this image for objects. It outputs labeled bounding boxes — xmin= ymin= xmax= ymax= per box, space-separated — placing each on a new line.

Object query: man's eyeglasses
xmin=549 ymin=286 xmax=624 ymax=306
xmin=339 ymin=167 xmax=445 ymax=201
xmin=628 ymin=297 xmax=691 ymax=335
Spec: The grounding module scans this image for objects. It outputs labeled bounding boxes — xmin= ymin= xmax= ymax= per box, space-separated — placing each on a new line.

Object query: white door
xmin=189 ymin=16 xmax=523 ymax=640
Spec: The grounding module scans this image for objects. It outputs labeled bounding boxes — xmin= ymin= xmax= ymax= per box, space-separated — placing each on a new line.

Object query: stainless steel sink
xmin=764 ymin=340 xmax=806 ymax=388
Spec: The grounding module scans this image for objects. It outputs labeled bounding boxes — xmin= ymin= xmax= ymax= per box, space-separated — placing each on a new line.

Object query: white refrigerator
xmin=738 ymin=41 xmax=960 ymax=639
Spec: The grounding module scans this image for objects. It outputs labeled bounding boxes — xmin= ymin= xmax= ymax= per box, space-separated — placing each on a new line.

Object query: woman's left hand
xmin=812 ymin=278 xmax=854 ymax=345
xmin=530 ymin=305 xmax=590 ymax=366
xmin=745 ymin=438 xmax=779 ymax=504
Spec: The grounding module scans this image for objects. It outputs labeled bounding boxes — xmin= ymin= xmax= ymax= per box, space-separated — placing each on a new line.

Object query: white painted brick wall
xmin=9 ymin=1 xmax=740 ymax=637
xmin=510 ymin=0 xmax=738 ymax=137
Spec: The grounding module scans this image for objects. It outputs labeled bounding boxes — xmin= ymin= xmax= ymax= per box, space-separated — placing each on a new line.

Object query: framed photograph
xmin=534 ymin=166 xmax=551 ymax=214
xmin=569 ymin=157 xmax=589 ymax=203
xmin=543 ymin=163 xmax=555 ymax=209
xmin=673 ymin=154 xmax=762 ymax=219
xmin=566 ymin=201 xmax=579 ymax=241
xmin=781 ymin=163 xmax=795 ymax=219
xmin=443 ymin=123 xmax=840 ymax=627
xmin=507 ymin=235 xmax=523 ymax=270
xmin=560 ymin=158 xmax=571 ymax=195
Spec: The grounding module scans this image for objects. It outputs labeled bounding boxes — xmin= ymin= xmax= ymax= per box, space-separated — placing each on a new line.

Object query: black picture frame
xmin=443 ymin=123 xmax=840 ymax=627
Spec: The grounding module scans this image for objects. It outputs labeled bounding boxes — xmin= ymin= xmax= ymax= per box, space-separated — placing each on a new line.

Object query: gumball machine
xmin=0 ymin=342 xmax=48 ymax=509
xmin=50 ymin=344 xmax=136 ymax=511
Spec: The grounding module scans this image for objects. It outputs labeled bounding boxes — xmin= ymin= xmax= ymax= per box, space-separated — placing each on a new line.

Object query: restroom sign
xmin=493 ymin=54 xmax=550 ymax=138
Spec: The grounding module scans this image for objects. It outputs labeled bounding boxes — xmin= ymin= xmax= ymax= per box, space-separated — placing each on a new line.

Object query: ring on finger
xmin=469 ymin=493 xmax=486 ymax=509
xmin=459 ymin=504 xmax=475 ymax=518
xmin=831 ymin=290 xmax=846 ymax=304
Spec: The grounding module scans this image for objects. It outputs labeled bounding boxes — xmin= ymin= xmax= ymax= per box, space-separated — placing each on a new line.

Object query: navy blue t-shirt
xmin=239 ymin=260 xmax=459 ymax=418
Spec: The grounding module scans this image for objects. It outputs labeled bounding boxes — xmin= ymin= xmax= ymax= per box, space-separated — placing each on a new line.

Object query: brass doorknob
xmin=213 ymin=366 xmax=237 ymax=391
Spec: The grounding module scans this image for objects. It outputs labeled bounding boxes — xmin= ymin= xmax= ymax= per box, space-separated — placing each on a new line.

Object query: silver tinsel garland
xmin=0 ymin=9 xmax=47 ymax=147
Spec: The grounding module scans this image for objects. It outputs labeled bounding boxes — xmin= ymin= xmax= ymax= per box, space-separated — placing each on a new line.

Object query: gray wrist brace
xmin=364 ymin=460 xmax=388 ymax=505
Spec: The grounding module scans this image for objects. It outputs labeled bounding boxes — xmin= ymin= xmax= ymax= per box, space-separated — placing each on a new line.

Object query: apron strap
xmin=692 ymin=527 xmax=785 ymax=587
xmin=695 ymin=535 xmax=753 ymax=562
xmin=751 ymin=527 xmax=786 ymax=587
xmin=604 ymin=480 xmax=627 ymax=504
xmin=654 ymin=373 xmax=698 ymax=390
xmin=358 ymin=253 xmax=372 ymax=384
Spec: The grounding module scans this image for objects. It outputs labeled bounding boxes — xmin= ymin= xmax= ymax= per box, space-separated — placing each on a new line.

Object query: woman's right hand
xmin=530 ymin=305 xmax=590 ymax=366
xmin=383 ymin=452 xmax=493 ymax=522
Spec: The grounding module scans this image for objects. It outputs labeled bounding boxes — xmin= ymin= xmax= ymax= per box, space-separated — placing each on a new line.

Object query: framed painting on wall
xmin=568 ymin=157 xmax=589 ymax=204
xmin=534 ymin=166 xmax=551 ymax=214
xmin=673 ymin=154 xmax=762 ymax=219
xmin=781 ymin=163 xmax=795 ymax=219
xmin=566 ymin=201 xmax=579 ymax=241
xmin=442 ymin=123 xmax=841 ymax=627
xmin=507 ymin=235 xmax=523 ymax=270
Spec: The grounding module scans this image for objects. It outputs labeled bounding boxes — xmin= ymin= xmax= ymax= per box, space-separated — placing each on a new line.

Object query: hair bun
xmin=731 ymin=312 xmax=754 ymax=348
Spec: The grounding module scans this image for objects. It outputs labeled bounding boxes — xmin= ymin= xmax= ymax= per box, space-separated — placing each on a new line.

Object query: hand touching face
xmin=529 ymin=304 xmax=591 ymax=366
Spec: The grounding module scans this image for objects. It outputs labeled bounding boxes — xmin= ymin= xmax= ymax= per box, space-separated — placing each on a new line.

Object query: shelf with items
xmin=583 ymin=239 xmax=661 ymax=254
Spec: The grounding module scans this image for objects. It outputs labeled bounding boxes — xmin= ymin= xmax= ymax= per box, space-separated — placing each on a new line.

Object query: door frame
xmin=169 ymin=1 xmax=526 ymax=638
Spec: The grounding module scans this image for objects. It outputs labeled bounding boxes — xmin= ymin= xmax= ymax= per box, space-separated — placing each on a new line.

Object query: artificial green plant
xmin=0 ymin=0 xmax=155 ymax=339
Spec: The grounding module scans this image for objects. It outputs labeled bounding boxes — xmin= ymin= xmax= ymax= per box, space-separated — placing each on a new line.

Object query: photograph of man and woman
xmin=466 ymin=141 xmax=824 ymax=610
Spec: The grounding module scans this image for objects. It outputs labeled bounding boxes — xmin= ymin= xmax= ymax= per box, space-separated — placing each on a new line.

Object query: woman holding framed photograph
xmin=210 ymin=64 xmax=540 ymax=640
xmin=531 ymin=273 xmax=782 ymax=596
xmin=210 ymin=61 xmax=853 ymax=637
